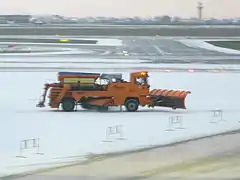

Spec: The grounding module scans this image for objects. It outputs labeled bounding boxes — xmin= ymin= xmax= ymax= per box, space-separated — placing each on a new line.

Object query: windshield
xmin=136 ymin=77 xmax=149 ymax=85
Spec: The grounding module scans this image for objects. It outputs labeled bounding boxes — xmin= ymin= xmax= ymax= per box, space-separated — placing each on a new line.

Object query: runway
xmin=1 ymin=36 xmax=240 ymax=65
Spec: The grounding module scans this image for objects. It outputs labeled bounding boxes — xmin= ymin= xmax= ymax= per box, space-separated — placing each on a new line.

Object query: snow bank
xmin=178 ymin=39 xmax=240 ymax=55
xmin=83 ymin=38 xmax=123 ymax=46
xmin=0 ymin=49 xmax=95 ymax=56
xmin=0 ymin=57 xmax=148 ymax=63
xmin=1 ymin=61 xmax=240 ymax=71
xmin=0 ymin=38 xmax=123 ymax=47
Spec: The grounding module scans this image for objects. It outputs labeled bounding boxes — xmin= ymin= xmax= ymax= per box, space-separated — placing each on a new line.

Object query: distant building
xmin=0 ymin=15 xmax=31 ymax=24
xmin=0 ymin=17 xmax=6 ymax=24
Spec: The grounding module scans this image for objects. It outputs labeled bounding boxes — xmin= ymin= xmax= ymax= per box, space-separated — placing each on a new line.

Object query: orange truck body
xmin=36 ymin=71 xmax=191 ymax=112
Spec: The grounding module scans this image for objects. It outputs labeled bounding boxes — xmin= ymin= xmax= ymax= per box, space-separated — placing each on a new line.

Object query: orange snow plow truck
xmin=36 ymin=71 xmax=191 ymax=112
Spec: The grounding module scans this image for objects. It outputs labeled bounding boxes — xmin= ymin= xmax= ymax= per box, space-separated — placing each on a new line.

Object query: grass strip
xmin=207 ymin=41 xmax=240 ymax=51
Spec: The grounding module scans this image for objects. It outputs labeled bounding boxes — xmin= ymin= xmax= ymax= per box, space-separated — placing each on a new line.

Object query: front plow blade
xmin=149 ymin=89 xmax=191 ymax=109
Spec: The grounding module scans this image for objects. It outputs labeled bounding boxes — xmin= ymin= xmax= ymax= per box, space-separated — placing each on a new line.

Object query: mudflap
xmin=149 ymin=89 xmax=191 ymax=109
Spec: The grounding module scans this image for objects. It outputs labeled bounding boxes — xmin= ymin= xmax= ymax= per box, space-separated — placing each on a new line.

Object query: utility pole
xmin=197 ymin=2 xmax=204 ymax=20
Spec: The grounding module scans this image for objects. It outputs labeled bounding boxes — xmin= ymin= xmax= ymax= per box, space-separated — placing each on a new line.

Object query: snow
xmin=0 ymin=37 xmax=122 ymax=56
xmin=0 ymin=57 xmax=148 ymax=63
xmin=0 ymin=38 xmax=123 ymax=47
xmin=1 ymin=70 xmax=240 ymax=176
xmin=178 ymin=39 xmax=240 ymax=55
xmin=0 ymin=36 xmax=240 ymax=176
xmin=91 ymin=38 xmax=122 ymax=46
xmin=2 ymin=62 xmax=240 ymax=73
xmin=0 ymin=50 xmax=96 ymax=56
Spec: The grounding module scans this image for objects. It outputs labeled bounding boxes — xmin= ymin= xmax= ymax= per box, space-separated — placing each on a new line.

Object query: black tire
xmin=125 ymin=99 xmax=139 ymax=112
xmin=62 ymin=98 xmax=75 ymax=112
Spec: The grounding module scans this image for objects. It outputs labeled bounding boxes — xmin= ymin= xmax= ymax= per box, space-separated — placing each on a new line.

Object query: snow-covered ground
xmin=0 ymin=38 xmax=123 ymax=47
xmin=1 ymin=62 xmax=240 ymax=69
xmin=0 ymin=38 xmax=122 ymax=56
xmin=2 ymin=61 xmax=240 ymax=73
xmin=178 ymin=39 xmax=240 ymax=55
xmin=1 ymin=37 xmax=240 ymax=176
xmin=0 ymin=49 xmax=96 ymax=56
xmin=0 ymin=70 xmax=240 ymax=177
xmin=0 ymin=57 xmax=148 ymax=63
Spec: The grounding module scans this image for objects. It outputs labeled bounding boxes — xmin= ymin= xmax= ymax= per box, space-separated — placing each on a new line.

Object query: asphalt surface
xmin=1 ymin=36 xmax=240 ymax=65
xmin=0 ymin=26 xmax=240 ymax=36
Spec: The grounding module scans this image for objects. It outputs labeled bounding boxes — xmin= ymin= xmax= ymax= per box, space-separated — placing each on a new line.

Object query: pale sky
xmin=1 ymin=0 xmax=240 ymax=18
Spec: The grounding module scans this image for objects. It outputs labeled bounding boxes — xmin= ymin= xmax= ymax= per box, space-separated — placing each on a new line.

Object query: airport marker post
xmin=16 ymin=138 xmax=44 ymax=158
xmin=210 ymin=109 xmax=225 ymax=123
xmin=103 ymin=125 xmax=126 ymax=142
xmin=166 ymin=115 xmax=184 ymax=131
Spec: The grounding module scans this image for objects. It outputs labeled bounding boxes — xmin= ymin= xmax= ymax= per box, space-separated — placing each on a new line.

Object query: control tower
xmin=197 ymin=2 xmax=204 ymax=20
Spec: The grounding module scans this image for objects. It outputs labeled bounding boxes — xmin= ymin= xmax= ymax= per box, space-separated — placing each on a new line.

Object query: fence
xmin=210 ymin=109 xmax=225 ymax=124
xmin=103 ymin=125 xmax=126 ymax=142
xmin=16 ymin=138 xmax=43 ymax=158
xmin=166 ymin=115 xmax=185 ymax=131
xmin=14 ymin=109 xmax=240 ymax=159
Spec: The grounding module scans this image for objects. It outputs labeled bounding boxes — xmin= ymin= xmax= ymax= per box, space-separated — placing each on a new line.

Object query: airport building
xmin=0 ymin=15 xmax=31 ymax=24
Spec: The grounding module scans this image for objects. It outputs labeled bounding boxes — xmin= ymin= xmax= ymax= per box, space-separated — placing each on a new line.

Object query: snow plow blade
xmin=149 ymin=89 xmax=191 ymax=109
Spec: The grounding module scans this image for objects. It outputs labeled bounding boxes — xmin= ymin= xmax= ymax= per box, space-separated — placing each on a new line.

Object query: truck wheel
xmin=62 ymin=98 xmax=75 ymax=112
xmin=125 ymin=99 xmax=139 ymax=112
